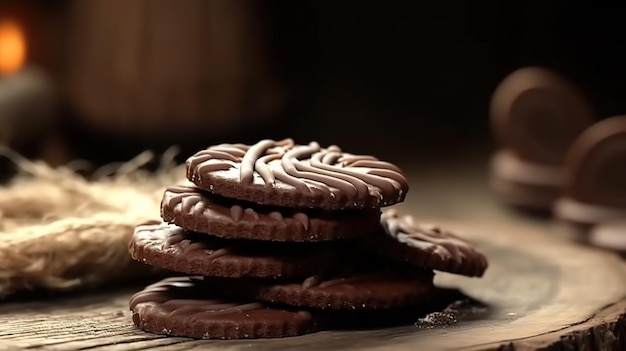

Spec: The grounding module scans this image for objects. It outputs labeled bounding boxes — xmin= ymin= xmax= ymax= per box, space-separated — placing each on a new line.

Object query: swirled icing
xmin=380 ymin=210 xmax=486 ymax=266
xmin=186 ymin=139 xmax=409 ymax=206
xmin=162 ymin=185 xmax=310 ymax=229
xmin=160 ymin=185 xmax=382 ymax=242
xmin=135 ymin=223 xmax=234 ymax=260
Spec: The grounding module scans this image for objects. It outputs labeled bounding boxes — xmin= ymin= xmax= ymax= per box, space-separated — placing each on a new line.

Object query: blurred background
xmin=0 ymin=0 xmax=625 ymax=179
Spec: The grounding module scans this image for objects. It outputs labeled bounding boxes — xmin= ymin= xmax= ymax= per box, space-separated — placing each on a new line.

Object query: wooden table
xmin=1 ymin=152 xmax=625 ymax=350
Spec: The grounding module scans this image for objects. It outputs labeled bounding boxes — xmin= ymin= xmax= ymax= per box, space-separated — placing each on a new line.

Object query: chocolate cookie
xmin=362 ymin=210 xmax=488 ymax=277
xmin=129 ymin=222 xmax=337 ymax=278
xmin=489 ymin=67 xmax=595 ymax=211
xmin=554 ymin=115 xmax=626 ymax=241
xmin=490 ymin=67 xmax=595 ymax=165
xmin=161 ymin=185 xmax=381 ymax=241
xmin=185 ymin=139 xmax=409 ymax=210
xmin=130 ymin=277 xmax=321 ymax=339
xmin=206 ymin=270 xmax=434 ymax=310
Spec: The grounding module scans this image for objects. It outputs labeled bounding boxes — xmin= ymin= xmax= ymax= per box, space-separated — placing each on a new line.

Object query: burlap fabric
xmin=0 ymin=148 xmax=185 ymax=298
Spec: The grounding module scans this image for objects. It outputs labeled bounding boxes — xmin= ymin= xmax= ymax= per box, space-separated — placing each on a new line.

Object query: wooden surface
xmin=1 ymin=153 xmax=626 ymax=350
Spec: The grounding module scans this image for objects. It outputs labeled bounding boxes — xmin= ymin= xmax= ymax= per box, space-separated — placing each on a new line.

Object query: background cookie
xmin=363 ymin=210 xmax=488 ymax=277
xmin=489 ymin=67 xmax=596 ymax=212
xmin=130 ymin=277 xmax=321 ymax=339
xmin=490 ymin=67 xmax=595 ymax=165
xmin=129 ymin=222 xmax=338 ymax=278
xmin=554 ymin=116 xmax=626 ymax=240
xmin=206 ymin=270 xmax=434 ymax=310
xmin=161 ymin=185 xmax=381 ymax=241
xmin=185 ymin=138 xmax=409 ymax=210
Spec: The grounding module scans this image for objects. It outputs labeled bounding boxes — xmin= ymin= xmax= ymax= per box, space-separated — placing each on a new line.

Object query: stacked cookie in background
xmin=489 ymin=67 xmax=626 ymax=254
xmin=489 ymin=67 xmax=596 ymax=213
xmin=552 ymin=116 xmax=626 ymax=250
xmin=128 ymin=139 xmax=489 ymax=340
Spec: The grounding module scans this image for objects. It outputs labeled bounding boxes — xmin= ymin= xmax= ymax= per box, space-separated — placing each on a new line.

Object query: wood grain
xmin=1 ymin=155 xmax=625 ymax=350
xmin=1 ymin=219 xmax=625 ymax=350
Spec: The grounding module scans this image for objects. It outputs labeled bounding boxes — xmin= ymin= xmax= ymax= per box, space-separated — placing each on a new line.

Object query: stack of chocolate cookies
xmin=128 ymin=139 xmax=489 ymax=339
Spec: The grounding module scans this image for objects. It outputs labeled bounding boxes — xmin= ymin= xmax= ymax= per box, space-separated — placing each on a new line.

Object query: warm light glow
xmin=0 ymin=20 xmax=26 ymax=75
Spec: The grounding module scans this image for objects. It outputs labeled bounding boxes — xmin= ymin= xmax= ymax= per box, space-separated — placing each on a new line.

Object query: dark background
xmin=260 ymin=1 xmax=626 ymax=159
xmin=3 ymin=1 xmax=626 ymax=167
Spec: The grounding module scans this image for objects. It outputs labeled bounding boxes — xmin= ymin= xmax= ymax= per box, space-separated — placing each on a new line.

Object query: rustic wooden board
xmin=0 ymin=218 xmax=625 ymax=351
xmin=1 ymin=154 xmax=625 ymax=350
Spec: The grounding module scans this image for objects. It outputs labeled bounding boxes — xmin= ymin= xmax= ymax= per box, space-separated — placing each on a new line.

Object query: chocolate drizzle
xmin=372 ymin=210 xmax=489 ymax=277
xmin=137 ymin=223 xmax=234 ymax=261
xmin=162 ymin=185 xmax=312 ymax=228
xmin=381 ymin=210 xmax=482 ymax=264
xmin=160 ymin=185 xmax=381 ymax=242
xmin=185 ymin=139 xmax=409 ymax=209
xmin=130 ymin=222 xmax=342 ymax=278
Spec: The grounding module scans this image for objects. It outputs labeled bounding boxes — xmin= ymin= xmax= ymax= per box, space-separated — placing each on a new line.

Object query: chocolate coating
xmin=363 ymin=210 xmax=488 ymax=277
xmin=160 ymin=185 xmax=381 ymax=241
xmin=129 ymin=222 xmax=339 ymax=278
xmin=206 ymin=270 xmax=434 ymax=310
xmin=490 ymin=67 xmax=595 ymax=165
xmin=564 ymin=115 xmax=626 ymax=208
xmin=185 ymin=139 xmax=409 ymax=209
xmin=129 ymin=277 xmax=320 ymax=339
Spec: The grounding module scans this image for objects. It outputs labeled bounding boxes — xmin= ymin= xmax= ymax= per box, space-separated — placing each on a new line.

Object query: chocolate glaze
xmin=186 ymin=139 xmax=409 ymax=209
xmin=382 ymin=210 xmax=485 ymax=265
xmin=130 ymin=222 xmax=340 ymax=278
xmin=163 ymin=185 xmax=312 ymax=229
xmin=160 ymin=185 xmax=381 ymax=241
xmin=366 ymin=210 xmax=488 ymax=277
xmin=129 ymin=277 xmax=318 ymax=339
xmin=206 ymin=270 xmax=434 ymax=310
xmin=300 ymin=273 xmax=401 ymax=289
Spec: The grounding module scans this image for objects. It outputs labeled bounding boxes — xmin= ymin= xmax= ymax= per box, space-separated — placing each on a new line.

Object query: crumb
xmin=415 ymin=312 xmax=457 ymax=328
xmin=414 ymin=299 xmax=485 ymax=329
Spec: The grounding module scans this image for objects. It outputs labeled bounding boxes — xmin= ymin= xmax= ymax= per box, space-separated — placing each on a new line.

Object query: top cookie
xmin=186 ymin=139 xmax=409 ymax=209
